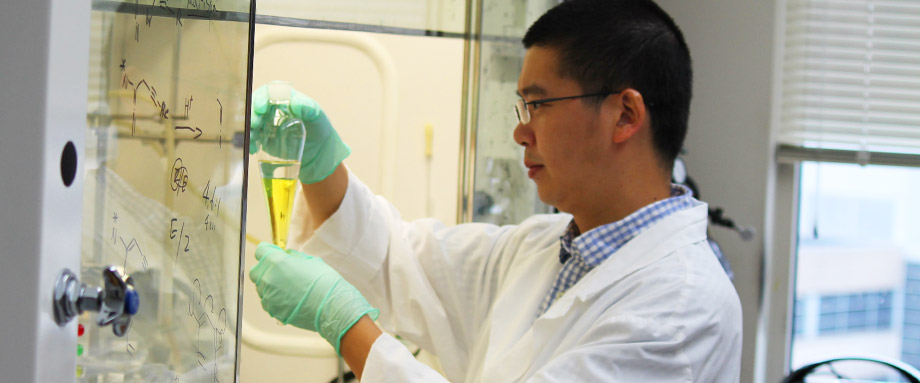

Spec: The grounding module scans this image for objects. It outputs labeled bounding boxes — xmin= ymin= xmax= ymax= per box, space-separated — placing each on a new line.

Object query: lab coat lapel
xmin=480 ymin=244 xmax=560 ymax=382
xmin=587 ymin=204 xmax=707 ymax=298
xmin=525 ymin=204 xmax=710 ymax=373
xmin=546 ymin=203 xmax=709 ymax=317
xmin=482 ymin=204 xmax=709 ymax=382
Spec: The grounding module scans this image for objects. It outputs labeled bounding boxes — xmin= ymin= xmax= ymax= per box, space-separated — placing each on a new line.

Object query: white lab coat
xmin=292 ymin=173 xmax=742 ymax=382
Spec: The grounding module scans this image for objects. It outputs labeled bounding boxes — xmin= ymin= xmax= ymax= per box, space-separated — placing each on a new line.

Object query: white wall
xmin=241 ymin=25 xmax=465 ymax=382
xmin=655 ymin=1 xmax=779 ymax=382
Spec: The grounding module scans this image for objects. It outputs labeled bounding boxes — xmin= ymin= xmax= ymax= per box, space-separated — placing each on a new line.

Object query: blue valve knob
xmin=125 ymin=289 xmax=139 ymax=315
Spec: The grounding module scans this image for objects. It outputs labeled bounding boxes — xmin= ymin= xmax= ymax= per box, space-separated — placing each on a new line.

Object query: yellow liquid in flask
xmin=260 ymin=160 xmax=300 ymax=248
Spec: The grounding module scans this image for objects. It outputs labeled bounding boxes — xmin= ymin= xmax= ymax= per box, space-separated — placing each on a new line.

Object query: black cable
xmin=327 ymin=371 xmax=356 ymax=383
xmin=708 ymin=207 xmax=737 ymax=230
xmin=826 ymin=362 xmax=854 ymax=382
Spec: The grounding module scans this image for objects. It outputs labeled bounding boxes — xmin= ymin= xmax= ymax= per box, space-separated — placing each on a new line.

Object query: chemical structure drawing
xmin=120 ymin=61 xmax=170 ymax=136
xmin=111 ymin=211 xmax=150 ymax=277
xmin=188 ymin=279 xmax=229 ymax=382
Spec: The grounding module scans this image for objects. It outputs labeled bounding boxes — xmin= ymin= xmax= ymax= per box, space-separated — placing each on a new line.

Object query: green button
xmin=77 ymin=344 xmax=84 ymax=356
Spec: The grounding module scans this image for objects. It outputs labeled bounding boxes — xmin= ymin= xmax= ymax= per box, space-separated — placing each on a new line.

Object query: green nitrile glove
xmin=248 ymin=242 xmax=378 ymax=355
xmin=250 ymin=84 xmax=352 ymax=184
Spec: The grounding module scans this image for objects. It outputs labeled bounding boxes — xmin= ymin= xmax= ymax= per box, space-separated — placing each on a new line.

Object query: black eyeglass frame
xmin=514 ymin=90 xmax=624 ymax=125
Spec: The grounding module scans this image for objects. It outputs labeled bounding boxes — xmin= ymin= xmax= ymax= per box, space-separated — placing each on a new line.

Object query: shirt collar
xmin=558 ymin=184 xmax=695 ymax=266
xmin=558 ymin=220 xmax=581 ymax=264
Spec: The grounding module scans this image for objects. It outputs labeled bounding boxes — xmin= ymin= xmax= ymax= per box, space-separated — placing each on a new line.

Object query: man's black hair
xmin=523 ymin=0 xmax=692 ymax=168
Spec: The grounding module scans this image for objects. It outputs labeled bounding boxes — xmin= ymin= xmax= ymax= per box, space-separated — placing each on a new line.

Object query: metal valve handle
xmin=53 ymin=265 xmax=139 ymax=337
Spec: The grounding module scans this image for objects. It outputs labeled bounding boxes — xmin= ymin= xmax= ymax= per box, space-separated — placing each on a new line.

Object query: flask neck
xmin=267 ymin=81 xmax=292 ymax=104
xmin=270 ymin=103 xmax=295 ymax=126
xmin=268 ymin=98 xmax=291 ymax=106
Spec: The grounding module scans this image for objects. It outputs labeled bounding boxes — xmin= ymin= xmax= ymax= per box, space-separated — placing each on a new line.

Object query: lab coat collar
xmin=540 ymin=202 xmax=709 ymax=320
xmin=481 ymin=203 xmax=709 ymax=382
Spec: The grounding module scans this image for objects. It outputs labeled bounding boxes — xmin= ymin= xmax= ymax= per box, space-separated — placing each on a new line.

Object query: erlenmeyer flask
xmin=258 ymin=81 xmax=305 ymax=249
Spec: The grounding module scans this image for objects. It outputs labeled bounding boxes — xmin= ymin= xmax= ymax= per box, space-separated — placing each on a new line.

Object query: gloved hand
xmin=248 ymin=243 xmax=378 ymax=355
xmin=250 ymin=84 xmax=352 ymax=184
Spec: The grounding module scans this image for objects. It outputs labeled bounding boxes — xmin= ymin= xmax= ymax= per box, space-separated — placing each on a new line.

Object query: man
xmin=248 ymin=0 xmax=743 ymax=381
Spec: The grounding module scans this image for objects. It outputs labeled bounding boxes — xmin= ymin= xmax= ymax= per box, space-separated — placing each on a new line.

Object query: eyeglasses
xmin=513 ymin=90 xmax=621 ymax=125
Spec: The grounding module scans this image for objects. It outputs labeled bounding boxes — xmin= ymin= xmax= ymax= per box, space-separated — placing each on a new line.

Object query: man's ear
xmin=611 ymin=89 xmax=647 ymax=144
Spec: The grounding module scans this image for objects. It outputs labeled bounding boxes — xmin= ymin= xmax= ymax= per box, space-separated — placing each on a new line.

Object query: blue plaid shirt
xmin=536 ymin=184 xmax=696 ymax=316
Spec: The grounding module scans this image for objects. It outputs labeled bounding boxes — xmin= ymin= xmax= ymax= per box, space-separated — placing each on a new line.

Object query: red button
xmin=78 ymin=324 xmax=84 ymax=337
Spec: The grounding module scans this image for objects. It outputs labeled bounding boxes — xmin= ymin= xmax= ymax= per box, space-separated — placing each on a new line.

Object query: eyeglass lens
xmin=514 ymin=99 xmax=529 ymax=125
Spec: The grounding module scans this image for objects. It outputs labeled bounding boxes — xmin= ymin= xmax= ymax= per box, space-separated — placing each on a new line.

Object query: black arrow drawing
xmin=175 ymin=126 xmax=203 ymax=139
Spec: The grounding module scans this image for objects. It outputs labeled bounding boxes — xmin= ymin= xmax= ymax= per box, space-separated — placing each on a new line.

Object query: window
xmin=789 ymin=162 xmax=920 ymax=373
xmin=793 ymin=298 xmax=807 ymax=337
xmin=813 ymin=291 xmax=893 ymax=335
xmin=768 ymin=0 xmax=920 ymax=381
xmin=904 ymin=263 xmax=920 ymax=367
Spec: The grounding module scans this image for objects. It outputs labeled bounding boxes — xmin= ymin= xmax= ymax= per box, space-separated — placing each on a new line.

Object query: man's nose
xmin=513 ymin=121 xmax=533 ymax=147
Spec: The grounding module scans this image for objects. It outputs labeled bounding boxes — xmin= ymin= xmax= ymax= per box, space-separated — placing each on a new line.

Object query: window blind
xmin=779 ymin=0 xmax=920 ymax=156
